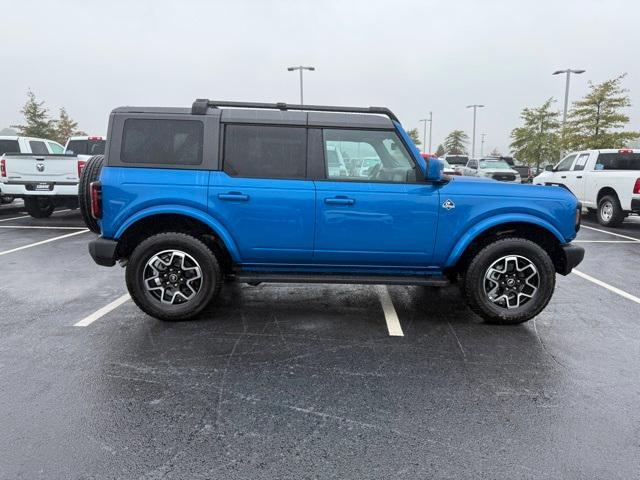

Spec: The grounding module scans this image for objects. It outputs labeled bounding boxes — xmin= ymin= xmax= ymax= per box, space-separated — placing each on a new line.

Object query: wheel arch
xmin=596 ymin=186 xmax=619 ymax=204
xmin=445 ymin=215 xmax=566 ymax=275
xmin=114 ymin=207 xmax=240 ymax=270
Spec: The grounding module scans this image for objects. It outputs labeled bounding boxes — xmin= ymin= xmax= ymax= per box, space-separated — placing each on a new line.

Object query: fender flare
xmin=444 ymin=213 xmax=565 ymax=268
xmin=114 ymin=205 xmax=241 ymax=262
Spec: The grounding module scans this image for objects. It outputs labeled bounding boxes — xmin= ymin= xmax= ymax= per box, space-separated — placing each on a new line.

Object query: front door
xmin=208 ymin=124 xmax=315 ymax=265
xmin=564 ymin=152 xmax=590 ymax=201
xmin=313 ymin=128 xmax=440 ymax=269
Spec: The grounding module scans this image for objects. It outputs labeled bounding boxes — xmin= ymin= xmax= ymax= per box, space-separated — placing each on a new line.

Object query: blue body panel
xmin=98 ymin=122 xmax=579 ymax=276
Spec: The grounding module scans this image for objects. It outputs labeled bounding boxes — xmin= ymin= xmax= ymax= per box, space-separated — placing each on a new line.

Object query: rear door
xmin=208 ymin=123 xmax=315 ymax=265
xmin=312 ymin=127 xmax=440 ymax=267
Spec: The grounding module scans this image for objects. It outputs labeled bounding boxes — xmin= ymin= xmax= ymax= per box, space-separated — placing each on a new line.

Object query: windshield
xmin=446 ymin=155 xmax=468 ymax=165
xmin=479 ymin=159 xmax=511 ymax=169
xmin=441 ymin=159 xmax=451 ymax=169
xmin=66 ymin=139 xmax=106 ymax=155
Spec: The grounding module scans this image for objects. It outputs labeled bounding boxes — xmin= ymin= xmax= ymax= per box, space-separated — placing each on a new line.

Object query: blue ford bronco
xmin=81 ymin=99 xmax=584 ymax=324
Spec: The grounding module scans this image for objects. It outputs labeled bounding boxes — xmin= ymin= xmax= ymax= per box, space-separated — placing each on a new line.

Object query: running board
xmin=233 ymin=272 xmax=450 ymax=287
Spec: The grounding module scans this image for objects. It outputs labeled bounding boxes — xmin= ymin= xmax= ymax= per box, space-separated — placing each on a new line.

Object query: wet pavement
xmin=0 ymin=205 xmax=639 ymax=479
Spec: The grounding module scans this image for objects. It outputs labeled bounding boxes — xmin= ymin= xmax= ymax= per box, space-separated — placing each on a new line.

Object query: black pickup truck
xmin=501 ymin=156 xmax=532 ymax=183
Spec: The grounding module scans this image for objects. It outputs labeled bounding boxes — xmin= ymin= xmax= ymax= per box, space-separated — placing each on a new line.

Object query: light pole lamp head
xmin=287 ymin=67 xmax=296 ymax=71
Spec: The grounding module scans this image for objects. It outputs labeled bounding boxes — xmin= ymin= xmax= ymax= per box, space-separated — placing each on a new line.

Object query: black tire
xmin=125 ymin=232 xmax=221 ymax=321
xmin=24 ymin=197 xmax=55 ymax=218
xmin=78 ymin=155 xmax=104 ymax=233
xmin=597 ymin=194 xmax=625 ymax=228
xmin=463 ymin=238 xmax=556 ymax=325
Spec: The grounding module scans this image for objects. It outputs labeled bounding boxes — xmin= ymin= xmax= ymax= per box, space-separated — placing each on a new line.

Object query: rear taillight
xmin=88 ymin=136 xmax=103 ymax=141
xmin=634 ymin=178 xmax=640 ymax=194
xmin=0 ymin=159 xmax=6 ymax=178
xmin=77 ymin=160 xmax=86 ymax=178
xmin=90 ymin=181 xmax=102 ymax=219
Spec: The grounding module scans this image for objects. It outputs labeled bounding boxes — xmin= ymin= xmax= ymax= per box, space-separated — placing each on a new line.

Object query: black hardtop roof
xmin=112 ymin=100 xmax=398 ymax=129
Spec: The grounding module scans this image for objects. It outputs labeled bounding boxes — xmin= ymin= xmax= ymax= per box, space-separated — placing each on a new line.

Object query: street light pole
xmin=552 ymin=68 xmax=585 ymax=126
xmin=419 ymin=112 xmax=432 ymax=153
xmin=287 ymin=65 xmax=316 ymax=105
xmin=466 ymin=104 xmax=485 ymax=158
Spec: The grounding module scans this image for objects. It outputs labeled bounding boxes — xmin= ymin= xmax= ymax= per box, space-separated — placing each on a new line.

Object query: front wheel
xmin=24 ymin=197 xmax=54 ymax=218
xmin=463 ymin=238 xmax=556 ymax=325
xmin=125 ymin=232 xmax=221 ymax=321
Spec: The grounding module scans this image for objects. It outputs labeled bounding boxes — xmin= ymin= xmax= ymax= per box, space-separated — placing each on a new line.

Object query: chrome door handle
xmin=324 ymin=196 xmax=355 ymax=206
xmin=218 ymin=192 xmax=249 ymax=201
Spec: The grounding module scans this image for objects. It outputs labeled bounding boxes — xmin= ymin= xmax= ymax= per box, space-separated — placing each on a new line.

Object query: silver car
xmin=463 ymin=158 xmax=521 ymax=183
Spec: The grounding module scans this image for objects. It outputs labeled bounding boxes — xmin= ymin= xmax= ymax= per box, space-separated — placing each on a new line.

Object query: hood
xmin=442 ymin=175 xmax=574 ymax=201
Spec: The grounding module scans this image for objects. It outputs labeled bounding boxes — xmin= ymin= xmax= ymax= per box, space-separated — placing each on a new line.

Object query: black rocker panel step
xmin=233 ymin=272 xmax=450 ymax=287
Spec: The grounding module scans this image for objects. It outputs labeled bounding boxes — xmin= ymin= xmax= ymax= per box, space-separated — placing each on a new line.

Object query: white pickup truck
xmin=533 ymin=148 xmax=640 ymax=227
xmin=0 ymin=135 xmax=86 ymax=218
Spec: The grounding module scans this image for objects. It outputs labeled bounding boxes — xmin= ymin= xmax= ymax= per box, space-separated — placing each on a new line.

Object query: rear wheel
xmin=79 ymin=155 xmax=104 ymax=233
xmin=24 ymin=197 xmax=54 ymax=218
xmin=463 ymin=238 xmax=555 ymax=325
xmin=125 ymin=232 xmax=221 ymax=321
xmin=597 ymin=195 xmax=624 ymax=227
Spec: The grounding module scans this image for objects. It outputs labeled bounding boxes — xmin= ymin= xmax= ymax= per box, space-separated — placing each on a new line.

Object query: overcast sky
xmin=2 ymin=0 xmax=638 ymax=154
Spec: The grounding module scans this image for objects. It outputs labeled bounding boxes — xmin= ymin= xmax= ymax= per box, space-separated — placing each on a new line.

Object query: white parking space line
xmin=376 ymin=286 xmax=404 ymax=336
xmin=0 ymin=208 xmax=71 ymax=223
xmin=573 ymin=240 xmax=640 ymax=243
xmin=0 ymin=225 xmax=87 ymax=230
xmin=74 ymin=294 xmax=131 ymax=327
xmin=573 ymin=269 xmax=640 ymax=306
xmin=0 ymin=229 xmax=89 ymax=256
xmin=581 ymin=225 xmax=640 ymax=242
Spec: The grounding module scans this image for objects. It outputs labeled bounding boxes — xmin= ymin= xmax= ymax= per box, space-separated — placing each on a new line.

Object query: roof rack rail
xmin=191 ymin=99 xmax=400 ymax=123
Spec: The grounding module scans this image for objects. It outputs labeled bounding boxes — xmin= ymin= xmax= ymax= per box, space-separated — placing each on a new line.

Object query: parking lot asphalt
xmin=0 ymin=204 xmax=639 ymax=479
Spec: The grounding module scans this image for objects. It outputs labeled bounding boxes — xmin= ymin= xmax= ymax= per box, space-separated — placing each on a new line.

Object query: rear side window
xmin=0 ymin=140 xmax=19 ymax=154
xmin=572 ymin=153 xmax=589 ymax=171
xmin=29 ymin=141 xmax=48 ymax=154
xmin=223 ymin=125 xmax=306 ymax=179
xmin=121 ymin=119 xmax=203 ymax=165
xmin=595 ymin=152 xmax=640 ymax=170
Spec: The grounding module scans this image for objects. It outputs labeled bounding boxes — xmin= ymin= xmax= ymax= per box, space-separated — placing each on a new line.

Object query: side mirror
xmin=425 ymin=157 xmax=444 ymax=181
xmin=544 ymin=165 xmax=554 ymax=172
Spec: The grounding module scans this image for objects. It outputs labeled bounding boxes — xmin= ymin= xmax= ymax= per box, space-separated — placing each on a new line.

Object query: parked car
xmin=443 ymin=154 xmax=469 ymax=175
xmin=501 ymin=156 xmax=533 ymax=183
xmin=83 ymin=99 xmax=583 ymax=325
xmin=326 ymin=146 xmax=348 ymax=177
xmin=534 ymin=148 xmax=640 ymax=227
xmin=64 ymin=136 xmax=106 ymax=161
xmin=0 ymin=135 xmax=85 ymax=217
xmin=464 ymin=158 xmax=522 ymax=183
xmin=422 ymin=154 xmax=458 ymax=175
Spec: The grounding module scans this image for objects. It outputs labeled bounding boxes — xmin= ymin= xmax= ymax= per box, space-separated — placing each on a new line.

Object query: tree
xmin=12 ymin=90 xmax=56 ymax=139
xmin=54 ymin=108 xmax=85 ymax=144
xmin=443 ymin=130 xmax=469 ymax=155
xmin=489 ymin=147 xmax=502 ymax=157
xmin=509 ymin=98 xmax=561 ymax=171
xmin=563 ymin=74 xmax=639 ymax=150
xmin=406 ymin=128 xmax=422 ymax=147
xmin=435 ymin=144 xmax=445 ymax=157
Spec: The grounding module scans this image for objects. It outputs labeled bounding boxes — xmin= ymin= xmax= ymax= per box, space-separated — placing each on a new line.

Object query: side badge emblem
xmin=442 ymin=199 xmax=455 ymax=210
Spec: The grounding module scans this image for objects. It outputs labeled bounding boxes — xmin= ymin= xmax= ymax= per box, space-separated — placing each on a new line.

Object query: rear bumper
xmin=556 ymin=243 xmax=585 ymax=276
xmin=88 ymin=237 xmax=118 ymax=267
xmin=632 ymin=198 xmax=640 ymax=213
xmin=0 ymin=182 xmax=78 ymax=197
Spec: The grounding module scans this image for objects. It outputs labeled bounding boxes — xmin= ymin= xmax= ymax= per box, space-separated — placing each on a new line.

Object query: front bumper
xmin=556 ymin=243 xmax=585 ymax=276
xmin=88 ymin=237 xmax=118 ymax=267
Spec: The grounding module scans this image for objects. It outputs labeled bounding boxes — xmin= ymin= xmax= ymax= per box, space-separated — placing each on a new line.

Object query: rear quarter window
xmin=595 ymin=152 xmax=640 ymax=170
xmin=121 ymin=119 xmax=203 ymax=165
xmin=0 ymin=140 xmax=19 ymax=154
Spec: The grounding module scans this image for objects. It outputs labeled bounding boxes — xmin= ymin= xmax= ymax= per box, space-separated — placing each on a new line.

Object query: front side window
xmin=29 ymin=141 xmax=48 ymax=155
xmin=556 ymin=154 xmax=576 ymax=172
xmin=323 ymin=129 xmax=415 ymax=183
xmin=223 ymin=125 xmax=306 ymax=179
xmin=121 ymin=119 xmax=203 ymax=165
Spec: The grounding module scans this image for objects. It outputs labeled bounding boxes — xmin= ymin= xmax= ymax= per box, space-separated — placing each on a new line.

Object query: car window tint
xmin=223 ymin=125 xmax=306 ymax=179
xmin=121 ymin=119 xmax=203 ymax=165
xmin=29 ymin=141 xmax=48 ymax=155
xmin=556 ymin=154 xmax=576 ymax=172
xmin=0 ymin=140 xmax=19 ymax=154
xmin=572 ymin=153 xmax=589 ymax=171
xmin=595 ymin=152 xmax=640 ymax=170
xmin=323 ymin=129 xmax=415 ymax=183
